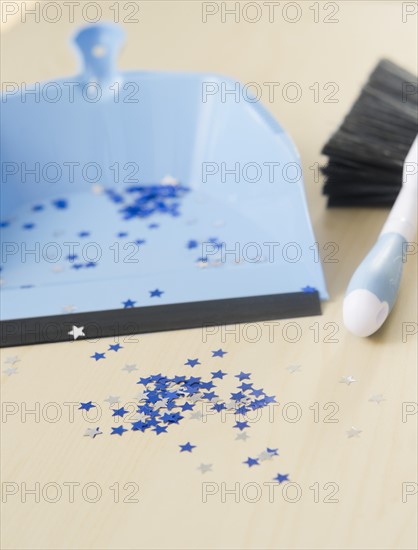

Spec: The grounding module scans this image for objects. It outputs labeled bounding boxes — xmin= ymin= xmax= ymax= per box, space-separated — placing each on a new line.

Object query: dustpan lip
xmin=0 ymin=291 xmax=321 ymax=347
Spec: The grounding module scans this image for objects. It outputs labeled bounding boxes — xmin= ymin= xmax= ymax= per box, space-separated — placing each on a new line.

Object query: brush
xmin=321 ymin=59 xmax=417 ymax=336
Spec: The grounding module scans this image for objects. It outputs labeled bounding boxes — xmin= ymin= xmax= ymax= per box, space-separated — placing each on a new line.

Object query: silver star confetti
xmin=4 ymin=356 xmax=20 ymax=365
xmin=198 ymin=463 xmax=213 ymax=474
xmin=135 ymin=391 xmax=147 ymax=402
xmin=104 ymin=395 xmax=120 ymax=405
xmin=161 ymin=174 xmax=178 ymax=185
xmin=258 ymin=450 xmax=274 ymax=461
xmin=369 ymin=394 xmax=386 ymax=404
xmin=52 ymin=265 xmax=65 ymax=273
xmin=3 ymin=367 xmax=18 ymax=376
xmin=62 ymin=304 xmax=76 ymax=313
xmin=92 ymin=184 xmax=104 ymax=194
xmin=190 ymin=411 xmax=203 ymax=421
xmin=286 ymin=364 xmax=301 ymax=373
xmin=122 ymin=364 xmax=138 ymax=373
xmin=346 ymin=426 xmax=362 ymax=438
xmin=84 ymin=427 xmax=102 ymax=439
xmin=189 ymin=394 xmax=202 ymax=404
xmin=235 ymin=432 xmax=249 ymax=441
xmin=196 ymin=260 xmax=209 ymax=269
xmin=210 ymin=397 xmax=222 ymax=404
xmin=340 ymin=375 xmax=357 ymax=386
xmin=154 ymin=399 xmax=169 ymax=410
xmin=131 ymin=412 xmax=148 ymax=422
xmin=68 ymin=325 xmax=85 ymax=340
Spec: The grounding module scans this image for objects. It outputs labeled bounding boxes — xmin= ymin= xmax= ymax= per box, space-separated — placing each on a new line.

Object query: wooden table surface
xmin=1 ymin=2 xmax=417 ymax=549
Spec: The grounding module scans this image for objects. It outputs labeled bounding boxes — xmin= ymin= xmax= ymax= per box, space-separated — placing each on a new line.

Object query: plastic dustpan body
xmin=0 ymin=24 xmax=327 ymax=346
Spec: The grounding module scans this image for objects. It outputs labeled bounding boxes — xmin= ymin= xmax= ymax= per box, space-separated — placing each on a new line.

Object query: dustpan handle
xmin=73 ymin=23 xmax=125 ymax=85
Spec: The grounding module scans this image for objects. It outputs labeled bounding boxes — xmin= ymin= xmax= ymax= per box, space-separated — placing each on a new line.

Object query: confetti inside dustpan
xmin=0 ymin=23 xmax=327 ymax=347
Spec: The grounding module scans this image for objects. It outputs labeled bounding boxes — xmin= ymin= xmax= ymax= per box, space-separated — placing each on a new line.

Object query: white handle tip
xmin=343 ymin=289 xmax=389 ymax=337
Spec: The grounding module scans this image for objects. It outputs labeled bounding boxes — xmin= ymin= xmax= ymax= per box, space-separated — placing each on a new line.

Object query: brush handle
xmin=343 ymin=137 xmax=417 ymax=337
xmin=343 ymin=232 xmax=406 ymax=336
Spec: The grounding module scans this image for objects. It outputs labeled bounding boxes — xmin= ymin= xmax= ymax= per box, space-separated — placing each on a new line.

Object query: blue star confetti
xmin=111 ymin=426 xmax=128 ymax=436
xmin=211 ymin=370 xmax=227 ymax=379
xmin=108 ymin=343 xmax=123 ymax=352
xmin=91 ymin=352 xmax=106 ymax=361
xmin=79 ymin=401 xmax=95 ymax=411
xmin=231 ymin=391 xmax=245 ymax=401
xmin=149 ymin=289 xmax=164 ymax=298
xmin=107 ymin=184 xmax=190 ymax=221
xmin=186 ymin=239 xmax=199 ymax=249
xmin=153 ymin=425 xmax=168 ymax=435
xmin=266 ymin=447 xmax=279 ymax=456
xmin=184 ymin=358 xmax=201 ymax=368
xmin=179 ymin=442 xmax=196 ymax=453
xmin=302 ymin=285 xmax=317 ymax=293
xmin=243 ymin=457 xmax=259 ymax=467
xmin=52 ymin=198 xmax=68 ymax=209
xmin=212 ymin=348 xmax=227 ymax=358
xmin=78 ymin=346 xmax=288 ymax=481
xmin=274 ymin=473 xmax=289 ymax=483
xmin=112 ymin=407 xmax=128 ymax=417
xmin=235 ymin=372 xmax=251 ymax=381
xmin=122 ymin=299 xmax=136 ymax=308
xmin=234 ymin=421 xmax=250 ymax=431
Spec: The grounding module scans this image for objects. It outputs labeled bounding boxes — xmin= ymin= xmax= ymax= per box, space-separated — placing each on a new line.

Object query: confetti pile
xmin=79 ymin=348 xmax=289 ymax=479
xmin=81 ymin=355 xmax=277 ymax=437
xmin=105 ymin=183 xmax=190 ymax=220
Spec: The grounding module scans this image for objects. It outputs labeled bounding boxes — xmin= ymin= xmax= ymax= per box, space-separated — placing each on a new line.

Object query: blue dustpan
xmin=0 ymin=23 xmax=327 ymax=346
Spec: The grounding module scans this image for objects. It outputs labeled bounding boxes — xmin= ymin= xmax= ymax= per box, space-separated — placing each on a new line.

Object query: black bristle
xmin=321 ymin=59 xmax=418 ymax=207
